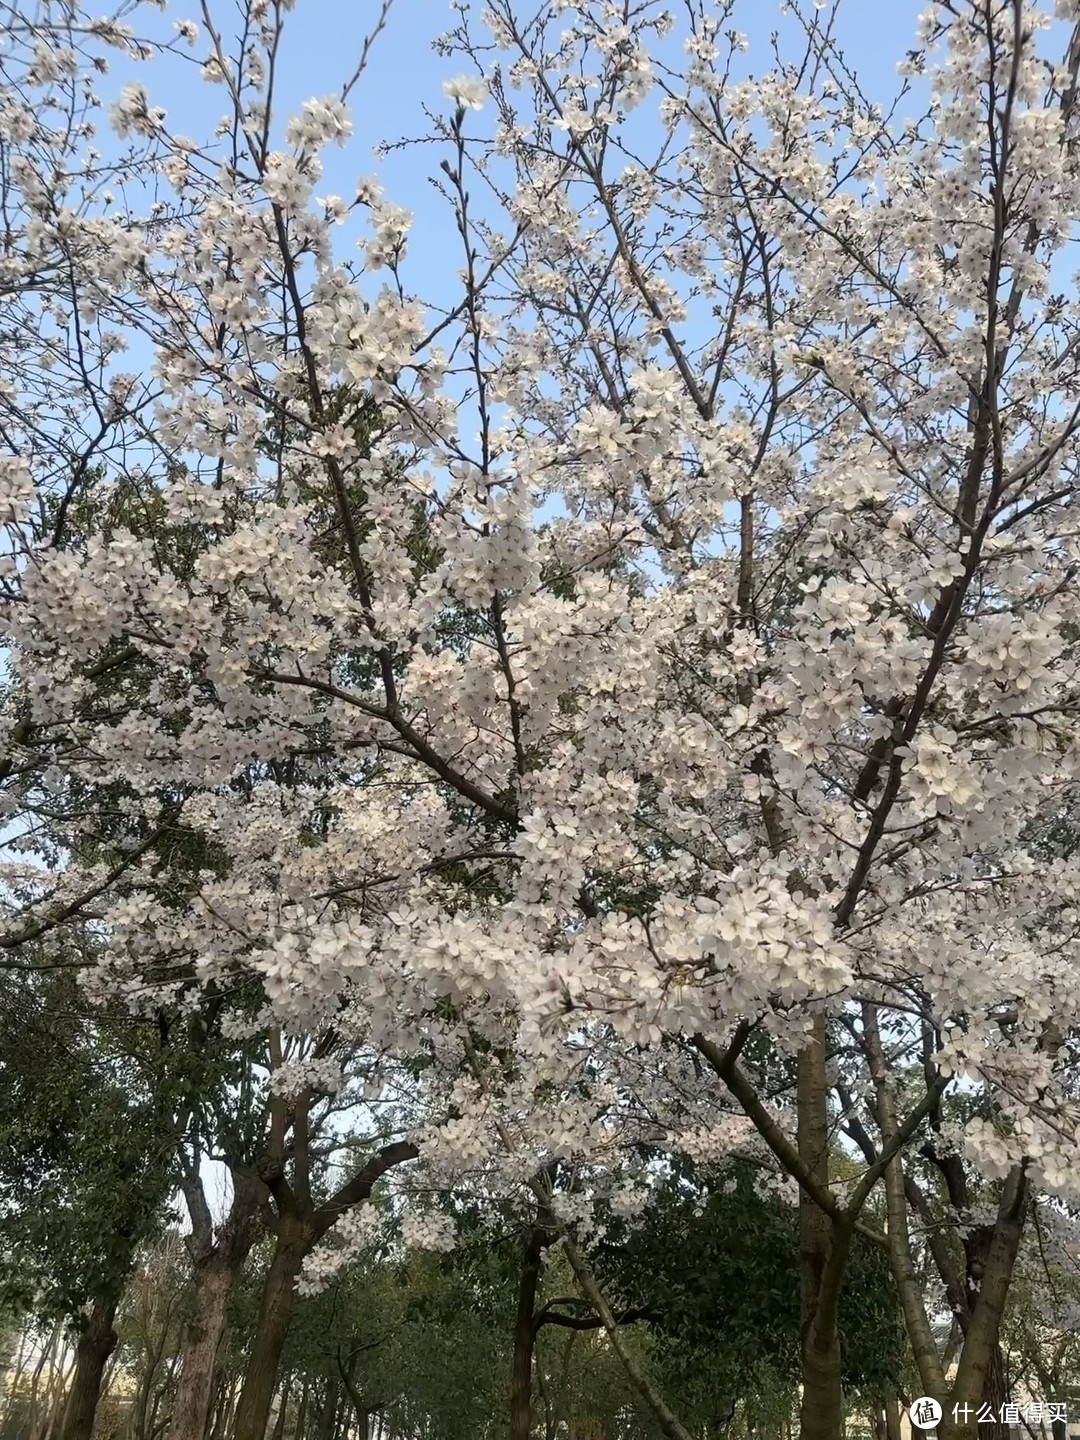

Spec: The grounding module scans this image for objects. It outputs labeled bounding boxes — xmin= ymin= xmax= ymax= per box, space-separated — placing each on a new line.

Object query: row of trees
xmin=0 ymin=959 xmax=917 ymax=1440
xmin=4 ymin=0 xmax=1080 ymax=1436
xmin=4 ymin=960 xmax=1080 ymax=1440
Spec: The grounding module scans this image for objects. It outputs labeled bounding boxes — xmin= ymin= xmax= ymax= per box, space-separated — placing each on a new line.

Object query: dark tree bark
xmin=207 ymin=1372 xmax=232 ymax=1440
xmin=314 ymin=1382 xmax=338 ymax=1440
xmin=269 ymin=1375 xmax=291 ymax=1440
xmin=884 ymin=1395 xmax=902 ymax=1440
xmin=797 ymin=1020 xmax=846 ymax=1440
xmin=230 ymin=1136 xmax=417 ymax=1440
xmin=168 ymin=1255 xmax=242 ymax=1440
xmin=59 ymin=1300 xmax=119 ymax=1440
xmin=510 ymin=1226 xmax=546 ymax=1440
xmin=231 ymin=1224 xmax=309 ymax=1440
xmin=979 ymin=1343 xmax=1009 ymax=1440
xmin=168 ymin=1172 xmax=261 ymax=1440
xmin=294 ymin=1376 xmax=311 ymax=1440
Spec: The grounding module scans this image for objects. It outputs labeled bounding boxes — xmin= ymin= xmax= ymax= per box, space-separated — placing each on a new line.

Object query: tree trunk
xmin=44 ymin=1373 xmax=72 ymax=1440
xmin=59 ymin=1300 xmax=119 ymax=1440
xmin=797 ymin=1019 xmax=845 ymax=1440
xmin=510 ymin=1227 xmax=545 ymax=1440
xmin=2 ymin=1325 xmax=29 ymax=1433
xmin=132 ymin=1368 xmax=152 ymax=1440
xmin=949 ymin=1170 xmax=1028 ymax=1431
xmin=28 ymin=1320 xmax=62 ymax=1440
xmin=231 ymin=1225 xmax=309 ymax=1440
xmin=294 ymin=1377 xmax=310 ymax=1440
xmin=979 ymin=1344 xmax=1009 ymax=1440
xmin=206 ymin=1382 xmax=224 ymax=1440
xmin=314 ymin=1384 xmax=338 ymax=1440
xmin=148 ymin=1370 xmax=172 ymax=1440
xmin=936 ymin=1419 xmax=977 ymax=1440
xmin=268 ymin=1377 xmax=290 ymax=1440
xmin=168 ymin=1250 xmax=246 ymax=1440
xmin=883 ymin=1395 xmax=901 ymax=1440
xmin=800 ymin=1328 xmax=844 ymax=1440
xmin=209 ymin=1374 xmax=234 ymax=1440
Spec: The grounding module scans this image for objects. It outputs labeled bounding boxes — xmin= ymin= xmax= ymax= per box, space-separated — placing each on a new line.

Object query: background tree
xmin=0 ymin=965 xmax=177 ymax=1440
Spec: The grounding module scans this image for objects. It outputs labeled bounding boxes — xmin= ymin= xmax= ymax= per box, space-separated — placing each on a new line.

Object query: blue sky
xmin=263 ymin=0 xmax=927 ymax=262
xmin=115 ymin=0 xmax=929 ymax=310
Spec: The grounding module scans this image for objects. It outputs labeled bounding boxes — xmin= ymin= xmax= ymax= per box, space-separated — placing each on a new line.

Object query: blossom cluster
xmin=4 ymin=0 xmax=1080 ymax=1317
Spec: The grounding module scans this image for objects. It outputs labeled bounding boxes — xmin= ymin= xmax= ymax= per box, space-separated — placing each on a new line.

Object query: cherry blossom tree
xmin=1000 ymin=1200 xmax=1080 ymax=1440
xmin=7 ymin=1 xmax=1080 ymax=1438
